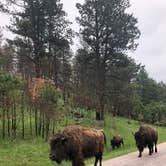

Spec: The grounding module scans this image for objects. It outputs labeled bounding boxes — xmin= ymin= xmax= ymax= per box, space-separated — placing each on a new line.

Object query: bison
xmin=134 ymin=125 xmax=158 ymax=157
xmin=49 ymin=125 xmax=106 ymax=166
xmin=110 ymin=135 xmax=124 ymax=149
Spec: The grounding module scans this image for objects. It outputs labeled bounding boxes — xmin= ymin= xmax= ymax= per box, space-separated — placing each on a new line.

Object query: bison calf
xmin=110 ymin=135 xmax=124 ymax=149
xmin=134 ymin=125 xmax=158 ymax=157
xmin=49 ymin=125 xmax=106 ymax=166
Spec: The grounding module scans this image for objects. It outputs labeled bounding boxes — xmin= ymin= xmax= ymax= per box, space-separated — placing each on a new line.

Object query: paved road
xmin=90 ymin=142 xmax=166 ymax=166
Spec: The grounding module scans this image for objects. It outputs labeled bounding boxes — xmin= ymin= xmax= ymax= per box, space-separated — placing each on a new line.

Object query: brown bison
xmin=110 ymin=135 xmax=124 ymax=149
xmin=134 ymin=125 xmax=158 ymax=157
xmin=49 ymin=125 xmax=106 ymax=166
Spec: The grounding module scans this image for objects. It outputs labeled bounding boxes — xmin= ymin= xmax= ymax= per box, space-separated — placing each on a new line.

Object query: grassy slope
xmin=0 ymin=115 xmax=166 ymax=166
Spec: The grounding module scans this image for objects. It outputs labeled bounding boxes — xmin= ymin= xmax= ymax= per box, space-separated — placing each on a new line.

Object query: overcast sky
xmin=0 ymin=0 xmax=166 ymax=83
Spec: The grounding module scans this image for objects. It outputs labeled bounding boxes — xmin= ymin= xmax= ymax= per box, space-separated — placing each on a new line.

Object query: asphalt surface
xmin=90 ymin=142 xmax=166 ymax=166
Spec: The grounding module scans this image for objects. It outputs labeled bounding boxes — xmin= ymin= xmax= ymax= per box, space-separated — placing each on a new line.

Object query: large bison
xmin=110 ymin=135 xmax=124 ymax=149
xmin=49 ymin=125 xmax=106 ymax=166
xmin=134 ymin=125 xmax=158 ymax=157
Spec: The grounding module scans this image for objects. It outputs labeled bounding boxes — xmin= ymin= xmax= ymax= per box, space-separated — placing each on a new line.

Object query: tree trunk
xmin=12 ymin=102 xmax=17 ymax=139
xmin=95 ymin=61 xmax=105 ymax=120
xmin=34 ymin=108 xmax=38 ymax=136
xmin=35 ymin=61 xmax=41 ymax=78
xmin=95 ymin=65 xmax=106 ymax=121
xmin=42 ymin=112 xmax=45 ymax=138
xmin=21 ymin=97 xmax=24 ymax=139
xmin=29 ymin=106 xmax=32 ymax=136
xmin=52 ymin=120 xmax=55 ymax=135
xmin=53 ymin=56 xmax=58 ymax=87
xmin=96 ymin=101 xmax=104 ymax=121
xmin=38 ymin=110 xmax=42 ymax=136
xmin=7 ymin=108 xmax=10 ymax=138
xmin=2 ymin=108 xmax=5 ymax=139
xmin=45 ymin=117 xmax=50 ymax=141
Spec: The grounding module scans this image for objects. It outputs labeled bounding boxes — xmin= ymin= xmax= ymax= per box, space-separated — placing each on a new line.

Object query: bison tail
xmin=101 ymin=131 xmax=107 ymax=145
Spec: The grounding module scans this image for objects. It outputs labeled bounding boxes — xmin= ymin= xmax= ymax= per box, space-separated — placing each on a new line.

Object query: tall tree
xmin=106 ymin=54 xmax=140 ymax=117
xmin=0 ymin=43 xmax=15 ymax=72
xmin=0 ymin=28 xmax=3 ymax=68
xmin=43 ymin=0 xmax=73 ymax=85
xmin=136 ymin=66 xmax=161 ymax=105
xmin=0 ymin=27 xmax=2 ymax=44
xmin=73 ymin=47 xmax=95 ymax=96
xmin=0 ymin=0 xmax=73 ymax=79
xmin=76 ymin=0 xmax=140 ymax=120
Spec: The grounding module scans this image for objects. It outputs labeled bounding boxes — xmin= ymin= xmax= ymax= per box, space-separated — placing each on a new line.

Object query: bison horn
xmin=61 ymin=137 xmax=68 ymax=144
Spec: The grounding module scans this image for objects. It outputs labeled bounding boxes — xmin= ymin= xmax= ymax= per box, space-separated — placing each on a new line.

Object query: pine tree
xmin=76 ymin=0 xmax=140 ymax=120
xmin=0 ymin=0 xmax=73 ymax=79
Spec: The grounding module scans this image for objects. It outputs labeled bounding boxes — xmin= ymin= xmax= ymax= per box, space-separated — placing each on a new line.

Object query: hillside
xmin=0 ymin=115 xmax=166 ymax=166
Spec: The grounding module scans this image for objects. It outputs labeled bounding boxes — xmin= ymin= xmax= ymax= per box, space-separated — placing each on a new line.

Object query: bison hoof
xmin=138 ymin=155 xmax=141 ymax=158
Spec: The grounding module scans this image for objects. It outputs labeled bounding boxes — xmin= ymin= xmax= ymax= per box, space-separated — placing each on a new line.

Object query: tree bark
xmin=2 ymin=108 xmax=5 ymax=139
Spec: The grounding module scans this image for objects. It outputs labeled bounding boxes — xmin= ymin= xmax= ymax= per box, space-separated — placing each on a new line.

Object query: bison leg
xmin=154 ymin=141 xmax=157 ymax=153
xmin=117 ymin=143 xmax=120 ymax=148
xmin=72 ymin=156 xmax=85 ymax=166
xmin=155 ymin=144 xmax=157 ymax=153
xmin=94 ymin=156 xmax=99 ymax=166
xmin=138 ymin=152 xmax=142 ymax=158
xmin=151 ymin=144 xmax=154 ymax=153
xmin=155 ymin=146 xmax=157 ymax=153
xmin=99 ymin=154 xmax=102 ymax=166
xmin=148 ymin=144 xmax=153 ymax=155
xmin=94 ymin=153 xmax=102 ymax=166
xmin=149 ymin=142 xmax=155 ymax=155
xmin=72 ymin=160 xmax=85 ymax=166
xmin=138 ymin=149 xmax=143 ymax=158
xmin=148 ymin=147 xmax=151 ymax=155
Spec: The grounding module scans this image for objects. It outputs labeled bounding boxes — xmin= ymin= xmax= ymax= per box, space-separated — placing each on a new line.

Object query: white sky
xmin=0 ymin=0 xmax=166 ymax=83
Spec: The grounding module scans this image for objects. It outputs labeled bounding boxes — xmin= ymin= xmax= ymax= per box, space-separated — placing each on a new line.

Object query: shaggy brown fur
xmin=110 ymin=135 xmax=124 ymax=149
xmin=49 ymin=125 xmax=106 ymax=166
xmin=134 ymin=125 xmax=158 ymax=157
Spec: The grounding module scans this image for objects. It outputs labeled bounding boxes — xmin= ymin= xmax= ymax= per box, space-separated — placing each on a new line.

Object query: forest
xmin=0 ymin=0 xmax=166 ymax=142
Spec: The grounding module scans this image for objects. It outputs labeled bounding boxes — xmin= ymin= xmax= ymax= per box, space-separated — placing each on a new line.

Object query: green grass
xmin=1 ymin=115 xmax=166 ymax=166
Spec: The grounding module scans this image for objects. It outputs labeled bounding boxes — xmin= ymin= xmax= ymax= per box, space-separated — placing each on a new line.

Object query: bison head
xmin=134 ymin=131 xmax=145 ymax=151
xmin=49 ymin=133 xmax=68 ymax=164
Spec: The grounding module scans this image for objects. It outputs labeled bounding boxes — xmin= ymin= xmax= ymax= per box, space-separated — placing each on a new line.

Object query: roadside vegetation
xmin=1 ymin=115 xmax=166 ymax=166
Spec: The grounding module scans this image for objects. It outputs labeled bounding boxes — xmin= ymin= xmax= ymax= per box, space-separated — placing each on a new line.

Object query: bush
xmin=143 ymin=102 xmax=166 ymax=124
